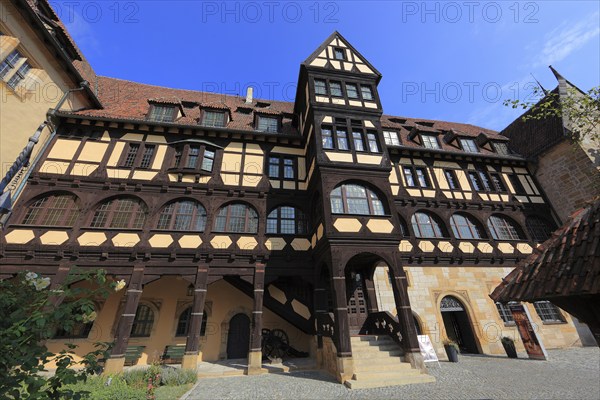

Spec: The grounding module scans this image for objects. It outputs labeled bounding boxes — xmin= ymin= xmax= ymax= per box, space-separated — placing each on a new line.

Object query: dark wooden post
xmin=104 ymin=265 xmax=144 ymax=374
xmin=182 ymin=266 xmax=209 ymax=369
xmin=364 ymin=273 xmax=379 ymax=314
xmin=388 ymin=264 xmax=426 ymax=371
xmin=247 ymin=263 xmax=265 ymax=375
xmin=331 ymin=271 xmax=354 ymax=383
xmin=47 ymin=264 xmax=72 ymax=307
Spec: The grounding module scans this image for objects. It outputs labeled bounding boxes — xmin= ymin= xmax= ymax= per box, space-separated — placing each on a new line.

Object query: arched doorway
xmin=347 ymin=270 xmax=369 ymax=334
xmin=440 ymin=296 xmax=479 ymax=354
xmin=226 ymin=313 xmax=250 ymax=359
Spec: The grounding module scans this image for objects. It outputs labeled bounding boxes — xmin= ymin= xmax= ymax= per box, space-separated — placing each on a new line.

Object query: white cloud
xmin=534 ymin=12 xmax=600 ymax=67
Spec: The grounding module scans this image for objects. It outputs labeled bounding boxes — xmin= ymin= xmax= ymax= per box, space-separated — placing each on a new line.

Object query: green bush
xmin=66 ymin=376 xmax=145 ymax=400
xmin=122 ymin=368 xmax=149 ymax=390
xmin=159 ymin=367 xmax=197 ymax=386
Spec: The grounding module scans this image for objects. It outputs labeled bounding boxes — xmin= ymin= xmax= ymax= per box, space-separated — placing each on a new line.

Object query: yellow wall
xmin=373 ymin=265 xmax=581 ymax=360
xmin=0 ymin=2 xmax=90 ymax=202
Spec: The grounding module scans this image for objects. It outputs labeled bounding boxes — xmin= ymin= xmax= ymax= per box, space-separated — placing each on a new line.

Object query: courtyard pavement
xmin=182 ymin=347 xmax=600 ymax=400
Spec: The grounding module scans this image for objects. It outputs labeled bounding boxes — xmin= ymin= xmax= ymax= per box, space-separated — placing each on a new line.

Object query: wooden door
xmin=226 ymin=313 xmax=250 ymax=359
xmin=347 ymin=272 xmax=368 ymax=334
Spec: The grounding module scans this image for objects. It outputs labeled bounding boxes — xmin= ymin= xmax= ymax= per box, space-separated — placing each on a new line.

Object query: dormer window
xmin=494 ymin=142 xmax=510 ymax=155
xmin=383 ymin=131 xmax=401 ymax=146
xmin=148 ymin=105 xmax=177 ymax=122
xmin=202 ymin=110 xmax=226 ymax=127
xmin=257 ymin=115 xmax=279 ymax=133
xmin=421 ymin=134 xmax=440 ymax=149
xmin=459 ymin=138 xmax=478 ymax=153
xmin=333 ymin=47 xmax=346 ymax=60
xmin=360 ymin=85 xmax=373 ymax=100
xmin=315 ymin=79 xmax=327 ymax=95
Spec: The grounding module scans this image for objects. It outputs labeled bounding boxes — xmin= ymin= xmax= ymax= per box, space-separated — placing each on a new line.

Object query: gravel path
xmin=183 ymin=347 xmax=600 ymax=399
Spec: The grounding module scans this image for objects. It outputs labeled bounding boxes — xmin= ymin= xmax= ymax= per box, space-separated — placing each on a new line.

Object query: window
xmin=0 ymin=50 xmax=21 ymax=79
xmin=266 ymin=206 xmax=307 ymax=234
xmin=22 ymin=194 xmax=79 ymax=226
xmin=360 ymin=85 xmax=373 ymax=100
xmin=478 ymin=170 xmax=492 ymax=191
xmin=383 ymin=131 xmax=400 ymax=146
xmin=322 ymin=126 xmax=334 ymax=149
xmin=526 ymin=216 xmax=554 ymax=242
xmin=176 ymin=307 xmax=207 ymax=337
xmin=148 ymin=105 xmax=177 ymax=122
xmin=330 ymin=184 xmax=385 ymax=215
xmin=90 ymin=197 xmax=147 ymax=229
xmin=123 ymin=143 xmax=140 ymax=168
xmin=468 ymin=171 xmax=483 ymax=191
xmin=444 ymin=170 xmax=459 ymax=190
xmin=173 ymin=144 xmax=216 ymax=172
xmin=494 ymin=142 xmax=510 ymax=155
xmin=495 ymin=302 xmax=516 ymax=324
xmin=403 ymin=167 xmax=430 ymax=188
xmin=330 ymin=81 xmax=342 ymax=97
xmin=214 ymin=203 xmax=258 ymax=233
xmin=346 ymin=83 xmax=358 ymax=98
xmin=314 ymin=79 xmax=327 ymax=95
xmin=352 ymin=131 xmax=365 ymax=152
xmin=366 ymin=132 xmax=380 ymax=152
xmin=411 ymin=212 xmax=446 ymax=238
xmin=336 ymin=129 xmax=349 ymax=150
xmin=157 ymin=200 xmax=207 ymax=231
xmin=139 ymin=145 xmax=155 ymax=169
xmin=202 ymin=110 xmax=226 ymax=127
xmin=131 ymin=305 xmax=154 ymax=337
xmin=533 ymin=301 xmax=565 ymax=323
xmin=257 ymin=115 xmax=279 ymax=133
xmin=398 ymin=215 xmax=409 ymax=237
xmin=421 ymin=134 xmax=440 ymax=149
xmin=333 ymin=47 xmax=345 ymax=60
xmin=487 ymin=214 xmax=523 ymax=241
xmin=7 ymin=62 xmax=31 ymax=89
xmin=459 ymin=138 xmax=479 ymax=153
xmin=268 ymin=156 xmax=295 ymax=179
xmin=450 ymin=213 xmax=485 ymax=239
xmin=490 ymin=173 xmax=506 ymax=192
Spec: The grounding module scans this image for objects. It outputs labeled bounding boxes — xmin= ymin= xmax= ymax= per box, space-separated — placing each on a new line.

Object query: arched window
xmin=175 ymin=307 xmax=207 ymax=337
xmin=526 ymin=216 xmax=555 ymax=242
xmin=90 ymin=197 xmax=147 ymax=229
xmin=266 ymin=206 xmax=307 ymax=234
xmin=487 ymin=214 xmax=524 ymax=241
xmin=131 ymin=304 xmax=154 ymax=337
xmin=398 ymin=215 xmax=409 ymax=236
xmin=330 ymin=184 xmax=385 ymax=215
xmin=157 ymin=200 xmax=207 ymax=231
xmin=411 ymin=212 xmax=446 ymax=238
xmin=22 ymin=194 xmax=79 ymax=226
xmin=450 ymin=213 xmax=485 ymax=239
xmin=214 ymin=203 xmax=258 ymax=233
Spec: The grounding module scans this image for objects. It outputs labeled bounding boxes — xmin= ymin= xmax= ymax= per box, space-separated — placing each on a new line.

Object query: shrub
xmin=67 ymin=376 xmax=145 ymax=400
xmin=159 ymin=367 xmax=197 ymax=386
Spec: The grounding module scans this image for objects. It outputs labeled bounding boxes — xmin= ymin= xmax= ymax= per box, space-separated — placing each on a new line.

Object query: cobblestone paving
xmin=183 ymin=347 xmax=599 ymax=400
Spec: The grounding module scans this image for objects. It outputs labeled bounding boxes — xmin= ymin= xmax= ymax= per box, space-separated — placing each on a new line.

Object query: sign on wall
xmin=509 ymin=303 xmax=548 ymax=360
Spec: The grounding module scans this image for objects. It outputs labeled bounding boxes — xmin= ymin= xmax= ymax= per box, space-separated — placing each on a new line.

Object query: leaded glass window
xmin=533 ymin=301 xmax=565 ymax=323
xmin=330 ymin=184 xmax=385 ymax=216
xmin=90 ymin=197 xmax=146 ymax=229
xmin=411 ymin=212 xmax=446 ymax=238
xmin=157 ymin=200 xmax=206 ymax=231
xmin=22 ymin=194 xmax=79 ymax=226
xmin=214 ymin=203 xmax=258 ymax=233
xmin=266 ymin=206 xmax=307 ymax=234
xmin=487 ymin=214 xmax=523 ymax=241
xmin=450 ymin=213 xmax=484 ymax=239
xmin=131 ymin=305 xmax=154 ymax=337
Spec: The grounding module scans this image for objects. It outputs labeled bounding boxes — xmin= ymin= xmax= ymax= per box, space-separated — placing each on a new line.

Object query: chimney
xmin=245 ymin=87 xmax=253 ymax=104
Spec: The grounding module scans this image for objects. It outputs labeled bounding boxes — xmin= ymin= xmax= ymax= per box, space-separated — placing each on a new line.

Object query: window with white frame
xmin=147 ymin=105 xmax=177 ymax=122
xmin=421 ymin=134 xmax=440 ymax=149
xmin=383 ymin=131 xmax=400 ymax=146
xmin=257 ymin=115 xmax=279 ymax=133
xmin=202 ymin=110 xmax=226 ymax=127
xmin=330 ymin=184 xmax=385 ymax=216
xmin=494 ymin=142 xmax=510 ymax=155
xmin=533 ymin=301 xmax=565 ymax=323
xmin=459 ymin=138 xmax=479 ymax=153
xmin=495 ymin=302 xmax=517 ymax=324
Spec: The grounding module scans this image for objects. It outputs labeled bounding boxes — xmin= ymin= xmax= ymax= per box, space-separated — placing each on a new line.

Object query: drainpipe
xmin=0 ymin=81 xmax=89 ymax=227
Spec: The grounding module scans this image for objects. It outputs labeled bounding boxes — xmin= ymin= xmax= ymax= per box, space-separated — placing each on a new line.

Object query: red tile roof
xmin=491 ymin=199 xmax=600 ymax=303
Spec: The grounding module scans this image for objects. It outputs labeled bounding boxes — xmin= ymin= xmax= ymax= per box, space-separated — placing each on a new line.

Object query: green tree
xmin=0 ymin=269 xmax=125 ymax=399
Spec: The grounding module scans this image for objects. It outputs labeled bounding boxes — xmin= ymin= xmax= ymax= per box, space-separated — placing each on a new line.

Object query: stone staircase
xmin=345 ymin=335 xmax=435 ymax=389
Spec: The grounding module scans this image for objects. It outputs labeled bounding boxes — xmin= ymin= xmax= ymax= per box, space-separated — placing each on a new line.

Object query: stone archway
xmin=219 ymin=306 xmax=252 ymax=360
xmin=440 ymin=295 xmax=479 ymax=354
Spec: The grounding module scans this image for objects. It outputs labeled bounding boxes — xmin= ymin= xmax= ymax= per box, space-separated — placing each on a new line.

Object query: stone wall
xmin=374 ymin=265 xmax=581 ymax=360
xmin=535 ymin=141 xmax=600 ymax=222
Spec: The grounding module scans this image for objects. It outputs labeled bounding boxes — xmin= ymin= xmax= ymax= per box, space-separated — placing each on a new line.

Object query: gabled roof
xmin=302 ymin=31 xmax=382 ymax=80
xmin=491 ymin=199 xmax=600 ymax=303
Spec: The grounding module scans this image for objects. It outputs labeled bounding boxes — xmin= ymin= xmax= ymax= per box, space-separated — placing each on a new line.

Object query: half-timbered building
xmin=0 ymin=15 xmax=583 ymax=388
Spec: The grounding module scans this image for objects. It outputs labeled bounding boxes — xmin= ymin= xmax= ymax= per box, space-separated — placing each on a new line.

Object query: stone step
xmin=354 ymin=360 xmax=413 ymax=372
xmin=351 ymin=342 xmax=399 ymax=352
xmin=345 ymin=373 xmax=436 ymax=389
xmin=350 ymin=348 xmax=404 ymax=358
xmin=351 ymin=335 xmax=394 ymax=344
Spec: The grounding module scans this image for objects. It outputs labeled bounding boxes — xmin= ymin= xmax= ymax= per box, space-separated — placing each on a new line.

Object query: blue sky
xmin=50 ymin=1 xmax=600 ymax=131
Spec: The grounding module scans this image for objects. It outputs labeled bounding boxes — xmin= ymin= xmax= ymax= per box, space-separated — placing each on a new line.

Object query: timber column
xmin=331 ymin=269 xmax=354 ymax=383
xmin=247 ymin=263 xmax=266 ymax=375
xmin=389 ymin=264 xmax=426 ymax=372
xmin=182 ymin=266 xmax=209 ymax=369
xmin=104 ymin=265 xmax=145 ymax=374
